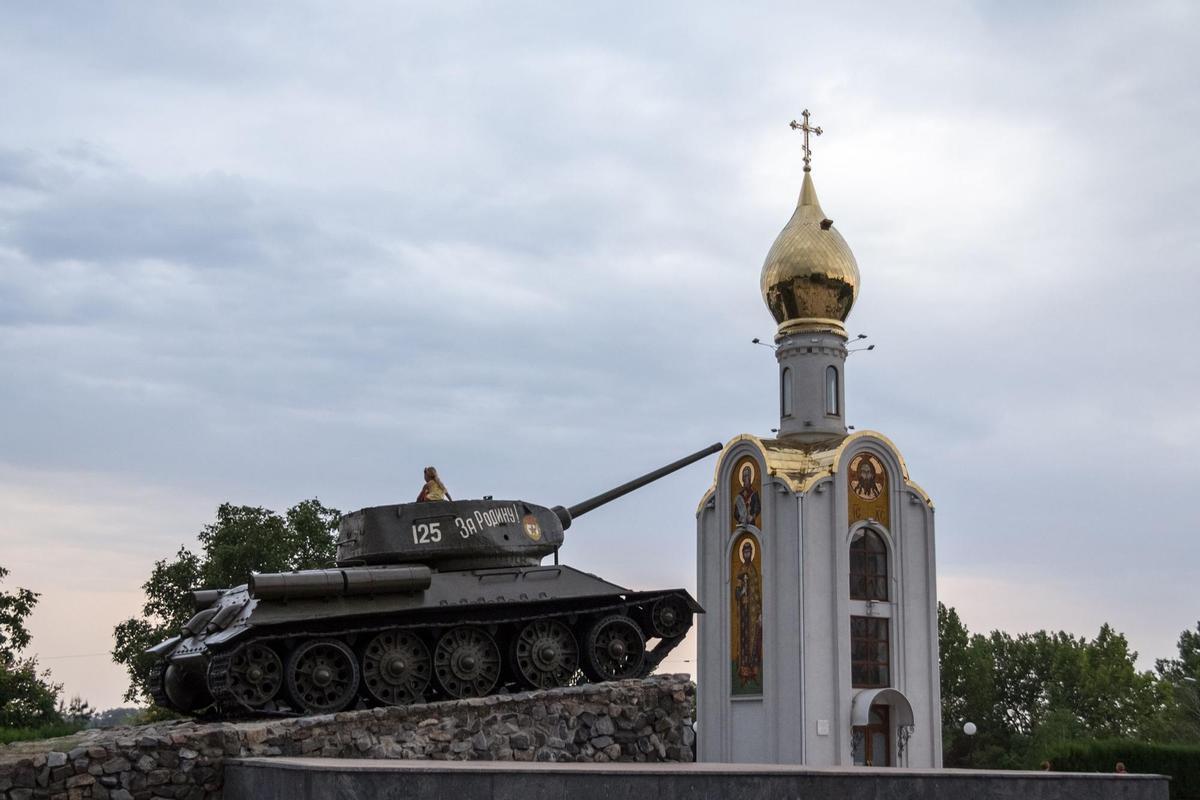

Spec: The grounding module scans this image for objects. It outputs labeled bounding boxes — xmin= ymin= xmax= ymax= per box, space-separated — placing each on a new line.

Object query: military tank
xmin=145 ymin=443 xmax=719 ymax=717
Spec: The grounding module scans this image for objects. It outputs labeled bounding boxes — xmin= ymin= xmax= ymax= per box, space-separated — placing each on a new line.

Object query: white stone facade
xmin=695 ymin=431 xmax=941 ymax=767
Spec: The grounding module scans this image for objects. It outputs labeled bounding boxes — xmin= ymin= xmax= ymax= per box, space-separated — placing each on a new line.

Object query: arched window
xmin=826 ymin=365 xmax=839 ymax=415
xmin=781 ymin=367 xmax=792 ymax=417
xmin=849 ymin=528 xmax=888 ymax=601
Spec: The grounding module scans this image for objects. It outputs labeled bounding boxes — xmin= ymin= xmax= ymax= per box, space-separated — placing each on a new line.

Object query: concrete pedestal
xmin=225 ymin=757 xmax=1169 ymax=800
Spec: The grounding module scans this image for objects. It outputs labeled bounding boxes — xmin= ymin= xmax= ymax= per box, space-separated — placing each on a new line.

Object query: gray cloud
xmin=0 ymin=1 xmax=1196 ymax=707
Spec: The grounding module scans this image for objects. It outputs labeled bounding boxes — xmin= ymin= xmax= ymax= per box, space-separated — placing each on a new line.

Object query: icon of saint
xmin=851 ymin=456 xmax=882 ymax=500
xmin=733 ymin=463 xmax=761 ymax=527
xmin=733 ymin=537 xmax=762 ymax=688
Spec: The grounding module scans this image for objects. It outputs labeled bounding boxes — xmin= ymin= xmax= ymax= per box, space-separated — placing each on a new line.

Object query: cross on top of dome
xmin=788 ymin=110 xmax=822 ymax=172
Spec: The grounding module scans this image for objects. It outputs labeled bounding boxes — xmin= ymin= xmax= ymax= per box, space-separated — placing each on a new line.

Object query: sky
xmin=1 ymin=1 xmax=1197 ymax=711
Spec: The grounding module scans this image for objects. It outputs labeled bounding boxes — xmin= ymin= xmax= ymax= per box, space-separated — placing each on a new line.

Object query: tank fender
xmin=144 ymin=635 xmax=181 ymax=658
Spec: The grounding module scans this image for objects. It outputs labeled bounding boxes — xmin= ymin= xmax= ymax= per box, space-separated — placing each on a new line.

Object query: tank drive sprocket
xmin=650 ymin=595 xmax=691 ymax=639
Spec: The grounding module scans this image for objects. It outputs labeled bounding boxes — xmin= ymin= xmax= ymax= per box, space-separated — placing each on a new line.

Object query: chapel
xmin=695 ymin=114 xmax=942 ymax=767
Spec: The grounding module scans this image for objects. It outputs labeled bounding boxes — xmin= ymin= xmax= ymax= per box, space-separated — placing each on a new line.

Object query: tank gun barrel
xmin=552 ymin=442 xmax=722 ymax=529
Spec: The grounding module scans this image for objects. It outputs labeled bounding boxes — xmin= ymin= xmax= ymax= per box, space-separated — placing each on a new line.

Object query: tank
xmin=145 ymin=443 xmax=720 ymax=717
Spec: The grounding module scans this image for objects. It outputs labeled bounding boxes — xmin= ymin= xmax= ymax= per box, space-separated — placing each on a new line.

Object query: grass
xmin=0 ymin=721 xmax=87 ymax=746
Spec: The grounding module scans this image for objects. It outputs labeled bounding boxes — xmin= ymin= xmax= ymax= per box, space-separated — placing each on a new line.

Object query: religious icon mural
xmin=847 ymin=451 xmax=889 ymax=528
xmin=730 ymin=531 xmax=764 ymax=695
xmin=730 ymin=457 xmax=762 ymax=530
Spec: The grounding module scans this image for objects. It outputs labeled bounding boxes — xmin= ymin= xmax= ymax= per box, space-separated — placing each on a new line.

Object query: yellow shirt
xmin=420 ymin=480 xmax=448 ymax=501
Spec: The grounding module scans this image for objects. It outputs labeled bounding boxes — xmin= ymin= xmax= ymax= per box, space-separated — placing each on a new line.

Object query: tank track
xmin=147 ymin=661 xmax=174 ymax=711
xmin=204 ymin=651 xmax=240 ymax=714
xmin=211 ymin=592 xmax=688 ymax=670
xmin=196 ymin=591 xmax=692 ymax=718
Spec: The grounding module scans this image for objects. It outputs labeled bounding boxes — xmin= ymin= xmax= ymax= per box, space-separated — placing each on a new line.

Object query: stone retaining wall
xmin=0 ymin=675 xmax=695 ymax=800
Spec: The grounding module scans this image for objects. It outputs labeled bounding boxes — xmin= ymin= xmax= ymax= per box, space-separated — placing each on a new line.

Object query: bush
xmin=1044 ymin=739 xmax=1200 ymax=799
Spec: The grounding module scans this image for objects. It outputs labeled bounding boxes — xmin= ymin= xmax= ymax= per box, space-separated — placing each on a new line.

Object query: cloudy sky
xmin=1 ymin=2 xmax=1197 ymax=710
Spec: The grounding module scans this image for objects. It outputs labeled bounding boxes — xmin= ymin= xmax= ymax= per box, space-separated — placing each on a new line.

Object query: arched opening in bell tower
xmin=825 ymin=365 xmax=840 ymax=416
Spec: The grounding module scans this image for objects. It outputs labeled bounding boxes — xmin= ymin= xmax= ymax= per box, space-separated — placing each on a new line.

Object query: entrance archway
xmin=850 ymin=688 xmax=915 ymax=767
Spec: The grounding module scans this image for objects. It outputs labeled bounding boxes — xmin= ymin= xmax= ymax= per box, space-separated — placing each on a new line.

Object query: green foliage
xmin=0 ymin=565 xmax=77 ymax=731
xmin=111 ymin=499 xmax=340 ymax=704
xmin=87 ymin=706 xmax=140 ymax=729
xmin=1157 ymin=621 xmax=1200 ymax=683
xmin=0 ymin=658 xmax=62 ymax=728
xmin=58 ymin=694 xmax=94 ymax=726
xmin=127 ymin=704 xmax=184 ymax=726
xmin=1044 ymin=739 xmax=1200 ymax=799
xmin=1155 ymin=621 xmax=1200 ymax=741
xmin=939 ymin=603 xmax=1166 ymax=769
xmin=0 ymin=566 xmax=38 ymax=661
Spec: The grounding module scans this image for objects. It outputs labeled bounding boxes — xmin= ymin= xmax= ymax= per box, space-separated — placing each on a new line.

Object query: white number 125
xmin=412 ymin=522 xmax=442 ymax=544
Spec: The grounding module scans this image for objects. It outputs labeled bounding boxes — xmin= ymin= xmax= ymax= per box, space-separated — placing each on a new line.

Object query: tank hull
xmin=151 ymin=564 xmax=700 ymax=717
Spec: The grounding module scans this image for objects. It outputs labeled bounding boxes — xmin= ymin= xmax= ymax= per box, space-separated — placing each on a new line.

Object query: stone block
xmin=0 ymin=674 xmax=695 ymax=799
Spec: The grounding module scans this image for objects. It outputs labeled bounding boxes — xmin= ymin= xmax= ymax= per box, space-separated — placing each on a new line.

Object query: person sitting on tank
xmin=417 ymin=466 xmax=451 ymax=502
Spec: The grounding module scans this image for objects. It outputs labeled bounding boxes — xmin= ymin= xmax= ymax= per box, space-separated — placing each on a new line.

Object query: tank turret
xmin=145 ymin=443 xmax=720 ymax=718
xmin=336 ymin=442 xmax=722 ymax=570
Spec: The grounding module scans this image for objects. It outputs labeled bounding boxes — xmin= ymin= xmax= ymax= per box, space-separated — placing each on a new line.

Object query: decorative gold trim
xmin=776 ymin=318 xmax=848 ymax=338
xmin=695 ymin=430 xmax=934 ymax=511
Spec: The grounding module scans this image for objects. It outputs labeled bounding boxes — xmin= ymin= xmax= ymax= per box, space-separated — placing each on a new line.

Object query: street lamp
xmin=963 ymin=722 xmax=977 ymax=736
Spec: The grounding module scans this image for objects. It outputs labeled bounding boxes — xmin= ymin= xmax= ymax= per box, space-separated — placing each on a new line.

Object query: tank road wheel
xmin=222 ymin=642 xmax=284 ymax=709
xmin=583 ymin=615 xmax=646 ymax=682
xmin=286 ymin=638 xmax=360 ymax=714
xmin=361 ymin=630 xmax=432 ymax=706
xmin=513 ymin=620 xmax=580 ymax=689
xmin=649 ymin=596 xmax=691 ymax=639
xmin=433 ymin=626 xmax=501 ymax=699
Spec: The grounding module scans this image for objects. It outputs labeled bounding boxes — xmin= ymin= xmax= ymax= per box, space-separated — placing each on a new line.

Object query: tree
xmin=1155 ymin=621 xmax=1200 ymax=740
xmin=58 ymin=695 xmax=95 ymax=727
xmin=0 ymin=565 xmax=38 ymax=660
xmin=0 ymin=565 xmax=66 ymax=729
xmin=938 ymin=604 xmax=1163 ymax=768
xmin=112 ymin=499 xmax=340 ymax=705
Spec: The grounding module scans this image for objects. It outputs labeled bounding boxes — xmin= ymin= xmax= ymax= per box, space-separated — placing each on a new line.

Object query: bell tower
xmin=761 ymin=110 xmax=858 ymax=441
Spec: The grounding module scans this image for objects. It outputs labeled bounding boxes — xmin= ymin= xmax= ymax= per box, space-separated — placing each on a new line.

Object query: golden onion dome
xmin=760 ymin=170 xmax=859 ymax=338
